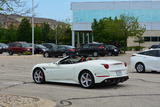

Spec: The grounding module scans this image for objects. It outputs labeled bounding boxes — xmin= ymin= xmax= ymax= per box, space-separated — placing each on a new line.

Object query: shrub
xmin=127 ymin=46 xmax=145 ymax=51
xmin=23 ymin=51 xmax=32 ymax=55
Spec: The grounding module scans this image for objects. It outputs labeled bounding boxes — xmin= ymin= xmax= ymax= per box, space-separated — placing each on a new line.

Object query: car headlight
xmin=114 ymin=49 xmax=118 ymax=52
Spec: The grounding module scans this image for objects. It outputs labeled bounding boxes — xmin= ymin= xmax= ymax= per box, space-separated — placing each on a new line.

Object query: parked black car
xmin=0 ymin=43 xmax=8 ymax=54
xmin=105 ymin=45 xmax=120 ymax=56
xmin=42 ymin=43 xmax=57 ymax=49
xmin=28 ymin=43 xmax=48 ymax=54
xmin=35 ymin=44 xmax=48 ymax=54
xmin=43 ymin=45 xmax=76 ymax=58
xmin=76 ymin=43 xmax=106 ymax=57
xmin=149 ymin=44 xmax=160 ymax=49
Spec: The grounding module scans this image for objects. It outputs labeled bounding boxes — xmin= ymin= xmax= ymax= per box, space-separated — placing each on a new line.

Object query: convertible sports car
xmin=32 ymin=56 xmax=129 ymax=88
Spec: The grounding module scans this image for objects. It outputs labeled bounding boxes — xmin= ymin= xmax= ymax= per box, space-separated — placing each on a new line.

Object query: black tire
xmin=8 ymin=51 xmax=13 ymax=55
xmin=62 ymin=53 xmax=67 ymax=58
xmin=43 ymin=52 xmax=50 ymax=58
xmin=135 ymin=63 xmax=145 ymax=73
xmin=100 ymin=53 xmax=105 ymax=57
xmin=33 ymin=68 xmax=45 ymax=84
xmin=107 ymin=52 xmax=112 ymax=56
xmin=79 ymin=71 xmax=95 ymax=88
xmin=93 ymin=52 xmax=98 ymax=57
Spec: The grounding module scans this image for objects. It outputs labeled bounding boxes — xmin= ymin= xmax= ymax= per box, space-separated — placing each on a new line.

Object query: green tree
xmin=41 ymin=23 xmax=51 ymax=43
xmin=92 ymin=15 xmax=146 ymax=48
xmin=54 ymin=23 xmax=71 ymax=45
xmin=17 ymin=18 xmax=32 ymax=42
xmin=0 ymin=27 xmax=6 ymax=42
xmin=134 ymin=27 xmax=146 ymax=47
xmin=0 ymin=0 xmax=27 ymax=14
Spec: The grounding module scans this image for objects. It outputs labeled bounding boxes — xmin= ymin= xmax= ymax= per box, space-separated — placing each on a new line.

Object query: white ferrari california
xmin=131 ymin=49 xmax=160 ymax=73
xmin=32 ymin=56 xmax=129 ymax=88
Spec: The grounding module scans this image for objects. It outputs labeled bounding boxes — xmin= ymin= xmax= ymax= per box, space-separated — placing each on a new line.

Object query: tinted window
xmin=139 ymin=50 xmax=160 ymax=57
xmin=22 ymin=43 xmax=30 ymax=48
xmin=16 ymin=43 xmax=22 ymax=47
xmin=58 ymin=46 xmax=65 ymax=50
xmin=83 ymin=44 xmax=89 ymax=48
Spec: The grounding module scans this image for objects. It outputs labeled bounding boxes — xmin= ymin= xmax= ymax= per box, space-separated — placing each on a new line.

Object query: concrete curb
xmin=0 ymin=94 xmax=56 ymax=107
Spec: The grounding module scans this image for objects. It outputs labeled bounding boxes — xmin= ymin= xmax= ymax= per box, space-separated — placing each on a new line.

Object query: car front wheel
xmin=79 ymin=71 xmax=95 ymax=88
xmin=93 ymin=52 xmax=98 ymax=57
xmin=8 ymin=51 xmax=13 ymax=55
xmin=43 ymin=52 xmax=49 ymax=58
xmin=62 ymin=53 xmax=67 ymax=57
xmin=33 ymin=68 xmax=45 ymax=84
xmin=135 ymin=63 xmax=145 ymax=73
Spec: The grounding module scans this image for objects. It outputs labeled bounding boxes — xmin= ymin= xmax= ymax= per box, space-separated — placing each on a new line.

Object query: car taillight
xmin=98 ymin=46 xmax=105 ymax=49
xmin=69 ymin=49 xmax=75 ymax=52
xmin=124 ymin=62 xmax=127 ymax=67
xmin=102 ymin=64 xmax=109 ymax=69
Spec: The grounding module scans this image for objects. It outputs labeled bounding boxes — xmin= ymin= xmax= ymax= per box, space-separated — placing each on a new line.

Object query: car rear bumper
xmin=102 ymin=76 xmax=129 ymax=84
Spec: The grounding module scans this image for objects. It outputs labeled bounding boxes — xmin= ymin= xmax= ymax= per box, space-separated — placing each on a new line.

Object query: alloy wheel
xmin=44 ymin=52 xmax=49 ymax=57
xmin=62 ymin=53 xmax=67 ymax=57
xmin=80 ymin=72 xmax=94 ymax=88
xmin=136 ymin=63 xmax=145 ymax=73
xmin=33 ymin=69 xmax=45 ymax=84
xmin=93 ymin=52 xmax=98 ymax=57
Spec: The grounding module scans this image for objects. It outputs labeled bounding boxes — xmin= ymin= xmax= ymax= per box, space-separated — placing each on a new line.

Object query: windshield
xmin=106 ymin=45 xmax=117 ymax=49
xmin=65 ymin=46 xmax=75 ymax=49
xmin=0 ymin=43 xmax=8 ymax=47
xmin=37 ymin=45 xmax=46 ymax=49
xmin=22 ymin=43 xmax=30 ymax=48
xmin=59 ymin=56 xmax=96 ymax=64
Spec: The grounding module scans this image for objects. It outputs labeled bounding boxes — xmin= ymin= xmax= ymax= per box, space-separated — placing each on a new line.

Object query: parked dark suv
xmin=43 ymin=45 xmax=76 ymax=57
xmin=149 ymin=44 xmax=160 ymax=49
xmin=105 ymin=45 xmax=120 ymax=56
xmin=8 ymin=42 xmax=32 ymax=55
xmin=76 ymin=43 xmax=106 ymax=57
xmin=0 ymin=43 xmax=8 ymax=54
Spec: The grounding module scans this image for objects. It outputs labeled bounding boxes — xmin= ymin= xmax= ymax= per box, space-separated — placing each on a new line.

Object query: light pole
xmin=32 ymin=0 xmax=35 ymax=55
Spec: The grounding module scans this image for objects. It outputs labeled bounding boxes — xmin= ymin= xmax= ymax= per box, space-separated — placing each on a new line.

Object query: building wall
xmin=127 ymin=30 xmax=160 ymax=48
xmin=71 ymin=1 xmax=160 ymax=47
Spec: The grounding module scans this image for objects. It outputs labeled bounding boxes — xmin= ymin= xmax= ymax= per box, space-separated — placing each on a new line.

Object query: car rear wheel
xmin=43 ymin=52 xmax=49 ymax=58
xmin=62 ymin=53 xmax=67 ymax=57
xmin=79 ymin=71 xmax=95 ymax=88
xmin=135 ymin=63 xmax=145 ymax=73
xmin=93 ymin=52 xmax=98 ymax=57
xmin=33 ymin=68 xmax=45 ymax=84
xmin=8 ymin=51 xmax=13 ymax=55
xmin=107 ymin=52 xmax=112 ymax=56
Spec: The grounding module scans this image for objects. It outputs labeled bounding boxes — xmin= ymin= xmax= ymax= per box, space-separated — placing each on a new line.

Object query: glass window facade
xmin=73 ymin=9 xmax=160 ymax=23
xmin=144 ymin=36 xmax=160 ymax=42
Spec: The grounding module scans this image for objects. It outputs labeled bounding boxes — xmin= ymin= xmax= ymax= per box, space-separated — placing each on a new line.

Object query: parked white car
xmin=131 ymin=49 xmax=160 ymax=73
xmin=32 ymin=56 xmax=129 ymax=88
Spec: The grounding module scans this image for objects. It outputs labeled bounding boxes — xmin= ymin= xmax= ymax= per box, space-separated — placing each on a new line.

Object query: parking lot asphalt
xmin=0 ymin=52 xmax=160 ymax=107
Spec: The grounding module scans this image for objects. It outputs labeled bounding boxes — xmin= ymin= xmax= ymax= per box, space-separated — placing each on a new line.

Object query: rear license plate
xmin=116 ymin=71 xmax=122 ymax=76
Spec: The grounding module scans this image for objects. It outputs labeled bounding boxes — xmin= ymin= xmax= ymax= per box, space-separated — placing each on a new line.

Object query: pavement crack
xmin=0 ymin=81 xmax=33 ymax=92
xmin=56 ymin=93 xmax=160 ymax=107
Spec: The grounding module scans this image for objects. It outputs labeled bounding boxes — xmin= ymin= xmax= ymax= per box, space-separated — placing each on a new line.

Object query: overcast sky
xmin=25 ymin=0 xmax=156 ymax=21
